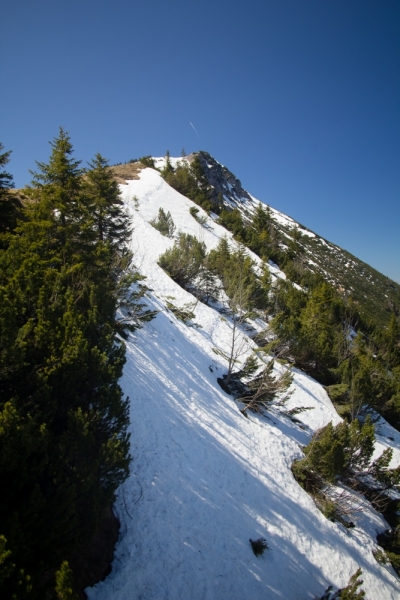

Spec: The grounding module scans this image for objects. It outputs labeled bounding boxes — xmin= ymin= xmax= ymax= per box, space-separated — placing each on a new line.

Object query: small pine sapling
xmin=150 ymin=207 xmax=175 ymax=238
xmin=249 ymin=537 xmax=269 ymax=557
xmin=239 ymin=359 xmax=293 ymax=414
xmin=189 ymin=206 xmax=208 ymax=226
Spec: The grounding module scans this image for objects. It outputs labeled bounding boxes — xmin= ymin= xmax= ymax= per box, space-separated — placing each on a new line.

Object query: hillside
xmin=87 ymin=165 xmax=400 ymax=600
xmin=188 ymin=152 xmax=400 ymax=328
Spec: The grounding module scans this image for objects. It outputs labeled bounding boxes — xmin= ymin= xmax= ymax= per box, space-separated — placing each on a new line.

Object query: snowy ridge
xmin=87 ymin=168 xmax=400 ymax=599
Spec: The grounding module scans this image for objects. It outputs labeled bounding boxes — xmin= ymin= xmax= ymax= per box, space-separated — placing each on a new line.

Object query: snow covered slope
xmin=87 ymin=168 xmax=400 ymax=599
xmin=185 ymin=151 xmax=400 ymax=328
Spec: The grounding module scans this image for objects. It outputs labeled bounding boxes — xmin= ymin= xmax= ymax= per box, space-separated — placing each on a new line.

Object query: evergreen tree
xmin=0 ymin=131 xmax=131 ymax=598
xmin=0 ymin=143 xmax=21 ymax=236
xmin=29 ymin=128 xmax=84 ymax=243
xmin=217 ymin=208 xmax=245 ymax=239
xmin=298 ymin=282 xmax=342 ymax=374
xmin=158 ymin=233 xmax=206 ymax=288
xmin=150 ymin=207 xmax=175 ymax=237
xmin=55 ymin=561 xmax=78 ymax=600
xmin=161 ymin=150 xmax=174 ymax=176
xmin=84 ymin=153 xmax=131 ymax=247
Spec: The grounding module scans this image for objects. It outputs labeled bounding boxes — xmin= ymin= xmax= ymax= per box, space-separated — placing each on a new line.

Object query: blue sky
xmin=1 ymin=0 xmax=399 ymax=282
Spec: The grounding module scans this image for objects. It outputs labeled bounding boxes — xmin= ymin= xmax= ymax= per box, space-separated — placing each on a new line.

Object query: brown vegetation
xmin=109 ymin=161 xmax=145 ymax=184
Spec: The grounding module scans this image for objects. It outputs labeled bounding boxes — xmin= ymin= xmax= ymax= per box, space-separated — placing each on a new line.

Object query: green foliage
xmin=115 ymin=269 xmax=155 ymax=336
xmin=0 ymin=143 xmax=22 ymax=237
xmin=292 ymin=417 xmax=400 ymax=531
xmin=150 ymin=207 xmax=175 ymax=237
xmin=55 ymin=561 xmax=78 ymax=600
xmin=189 ymin=206 xmax=207 ymax=226
xmin=376 ymin=527 xmax=400 ymax=575
xmin=84 ymin=153 xmax=132 ymax=247
xmin=298 ymin=283 xmax=343 ymax=371
xmin=166 ymin=301 xmax=196 ymax=323
xmin=269 ymin=281 xmax=345 ymax=381
xmin=337 ymin=335 xmax=400 ymax=426
xmin=161 ymin=150 xmax=174 ymax=176
xmin=319 ymin=568 xmax=365 ymax=599
xmin=239 ymin=359 xmax=293 ymax=414
xmin=138 ymin=155 xmax=156 ymax=168
xmin=217 ymin=208 xmax=246 ymax=240
xmin=162 ymin=156 xmax=213 ymax=212
xmin=0 ymin=536 xmax=14 ymax=589
xmin=158 ymin=233 xmax=206 ymax=288
xmin=298 ymin=417 xmax=377 ymax=483
xmin=216 ymin=201 xmax=284 ymax=266
xmin=0 ymin=129 xmax=132 ymax=598
xmin=269 ymin=272 xmax=400 ymax=427
xmin=326 ymin=384 xmax=349 ymax=405
xmin=338 ymin=569 xmax=365 ymax=599
xmin=208 ymin=240 xmax=269 ymax=311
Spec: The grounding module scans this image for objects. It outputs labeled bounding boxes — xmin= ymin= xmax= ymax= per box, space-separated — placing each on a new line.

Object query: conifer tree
xmin=29 ymin=128 xmax=84 ymax=242
xmin=55 ymin=561 xmax=78 ymax=600
xmin=0 ymin=143 xmax=21 ymax=235
xmin=84 ymin=153 xmax=131 ymax=247
xmin=0 ymin=130 xmax=131 ymax=598
xmin=162 ymin=150 xmax=174 ymax=176
xmin=158 ymin=233 xmax=206 ymax=288
xmin=150 ymin=207 xmax=175 ymax=237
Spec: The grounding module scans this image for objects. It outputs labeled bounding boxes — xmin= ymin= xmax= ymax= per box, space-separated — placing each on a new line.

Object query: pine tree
xmin=150 ymin=207 xmax=175 ymax=237
xmin=319 ymin=568 xmax=365 ymax=599
xmin=84 ymin=153 xmax=131 ymax=247
xmin=162 ymin=150 xmax=174 ymax=176
xmin=0 ymin=143 xmax=21 ymax=235
xmin=29 ymin=128 xmax=84 ymax=239
xmin=55 ymin=561 xmax=78 ymax=600
xmin=158 ymin=233 xmax=206 ymax=288
xmin=0 ymin=131 xmax=131 ymax=598
xmin=299 ymin=282 xmax=341 ymax=374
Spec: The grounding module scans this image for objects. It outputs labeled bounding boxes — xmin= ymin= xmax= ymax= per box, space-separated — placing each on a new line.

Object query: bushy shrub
xmin=189 ymin=206 xmax=207 ymax=226
xmin=296 ymin=417 xmax=378 ymax=483
xmin=150 ymin=207 xmax=175 ymax=238
xmin=239 ymin=359 xmax=293 ymax=414
xmin=318 ymin=568 xmax=365 ymax=599
xmin=249 ymin=538 xmax=268 ymax=557
xmin=139 ymin=155 xmax=156 ymax=168
xmin=158 ymin=233 xmax=206 ymax=288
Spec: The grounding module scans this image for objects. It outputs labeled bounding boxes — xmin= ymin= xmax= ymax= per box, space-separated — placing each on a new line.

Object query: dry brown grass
xmin=109 ymin=161 xmax=145 ymax=184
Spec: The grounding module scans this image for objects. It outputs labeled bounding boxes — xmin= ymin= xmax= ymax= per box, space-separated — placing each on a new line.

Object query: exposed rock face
xmin=189 ymin=151 xmax=254 ymax=211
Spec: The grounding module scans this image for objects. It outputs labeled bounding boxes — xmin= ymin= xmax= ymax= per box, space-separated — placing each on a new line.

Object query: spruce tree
xmin=0 ymin=143 xmax=21 ymax=235
xmin=55 ymin=561 xmax=78 ymax=600
xmin=29 ymin=128 xmax=84 ymax=240
xmin=84 ymin=153 xmax=131 ymax=247
xmin=0 ymin=130 xmax=131 ymax=598
xmin=150 ymin=207 xmax=175 ymax=238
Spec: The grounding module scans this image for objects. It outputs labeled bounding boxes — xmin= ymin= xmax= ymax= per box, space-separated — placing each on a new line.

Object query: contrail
xmin=190 ymin=121 xmax=202 ymax=140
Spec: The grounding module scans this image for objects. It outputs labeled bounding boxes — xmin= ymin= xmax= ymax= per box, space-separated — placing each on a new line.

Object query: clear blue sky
xmin=1 ymin=0 xmax=399 ymax=282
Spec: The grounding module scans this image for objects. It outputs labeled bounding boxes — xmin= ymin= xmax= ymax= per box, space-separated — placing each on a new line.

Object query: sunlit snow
xmin=87 ymin=168 xmax=399 ymax=600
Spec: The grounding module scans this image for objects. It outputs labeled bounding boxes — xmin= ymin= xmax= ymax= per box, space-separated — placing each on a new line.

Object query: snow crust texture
xmin=87 ymin=168 xmax=400 ymax=600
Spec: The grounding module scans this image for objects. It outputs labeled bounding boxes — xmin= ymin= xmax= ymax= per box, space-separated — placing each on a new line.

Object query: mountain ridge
xmin=113 ymin=151 xmax=399 ymax=328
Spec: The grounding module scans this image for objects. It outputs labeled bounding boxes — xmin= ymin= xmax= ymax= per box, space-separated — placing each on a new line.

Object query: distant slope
xmin=189 ymin=151 xmax=400 ymax=328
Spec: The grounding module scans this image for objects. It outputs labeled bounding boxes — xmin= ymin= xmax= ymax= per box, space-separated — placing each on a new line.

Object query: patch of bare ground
xmin=9 ymin=187 xmax=34 ymax=205
xmin=109 ymin=161 xmax=145 ymax=184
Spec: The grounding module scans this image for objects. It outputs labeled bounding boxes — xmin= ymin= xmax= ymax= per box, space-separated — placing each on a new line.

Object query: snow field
xmin=87 ymin=168 xmax=399 ymax=599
